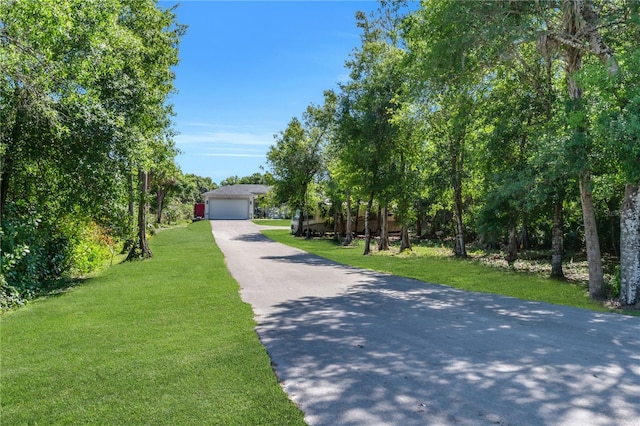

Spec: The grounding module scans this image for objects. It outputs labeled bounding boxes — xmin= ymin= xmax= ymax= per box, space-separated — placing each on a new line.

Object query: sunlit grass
xmin=1 ymin=221 xmax=305 ymax=425
xmin=252 ymin=218 xmax=291 ymax=227
xmin=261 ymin=230 xmax=608 ymax=312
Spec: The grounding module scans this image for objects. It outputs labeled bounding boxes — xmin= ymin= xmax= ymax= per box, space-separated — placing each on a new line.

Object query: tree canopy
xmin=266 ymin=0 xmax=640 ymax=304
xmin=1 ymin=0 xmax=185 ymax=303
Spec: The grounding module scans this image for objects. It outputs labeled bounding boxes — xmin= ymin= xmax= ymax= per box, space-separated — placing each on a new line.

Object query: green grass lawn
xmin=1 ymin=221 xmax=305 ymax=425
xmin=252 ymin=219 xmax=291 ymax=227
xmin=261 ymin=230 xmax=609 ymax=312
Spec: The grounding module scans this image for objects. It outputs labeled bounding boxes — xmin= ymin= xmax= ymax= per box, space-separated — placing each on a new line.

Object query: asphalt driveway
xmin=210 ymin=220 xmax=640 ymax=426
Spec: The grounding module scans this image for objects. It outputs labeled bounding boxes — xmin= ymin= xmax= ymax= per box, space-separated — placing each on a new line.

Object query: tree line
xmin=266 ymin=0 xmax=640 ymax=304
xmin=0 ymin=0 xmax=204 ymax=308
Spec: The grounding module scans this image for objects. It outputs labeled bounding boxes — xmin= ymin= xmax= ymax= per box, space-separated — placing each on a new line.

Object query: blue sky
xmin=159 ymin=1 xmax=379 ymax=184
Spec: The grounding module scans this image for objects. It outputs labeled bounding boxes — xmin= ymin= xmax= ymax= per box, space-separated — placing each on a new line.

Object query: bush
xmin=1 ymin=203 xmax=115 ymax=308
xmin=0 ymin=204 xmax=70 ymax=295
xmin=607 ymin=265 xmax=621 ymax=299
xmin=65 ymin=220 xmax=115 ymax=276
xmin=0 ymin=274 xmax=26 ymax=310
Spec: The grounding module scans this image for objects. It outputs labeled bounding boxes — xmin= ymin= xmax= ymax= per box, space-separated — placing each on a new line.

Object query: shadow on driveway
xmin=256 ymin=265 xmax=640 ymax=425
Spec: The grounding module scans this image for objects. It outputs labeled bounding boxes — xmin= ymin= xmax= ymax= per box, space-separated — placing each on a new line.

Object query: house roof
xmin=202 ymin=184 xmax=271 ymax=199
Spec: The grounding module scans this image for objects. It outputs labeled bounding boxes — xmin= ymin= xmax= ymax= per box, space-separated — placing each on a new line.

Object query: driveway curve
xmin=210 ymin=220 xmax=640 ymax=426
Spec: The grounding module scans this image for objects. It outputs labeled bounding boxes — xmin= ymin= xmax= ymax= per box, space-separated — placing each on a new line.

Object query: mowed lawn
xmin=1 ymin=221 xmax=305 ymax=425
xmin=261 ymin=230 xmax=608 ymax=312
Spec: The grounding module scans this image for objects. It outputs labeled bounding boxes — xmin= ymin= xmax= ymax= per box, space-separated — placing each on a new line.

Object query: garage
xmin=202 ymin=184 xmax=271 ymax=220
xmin=209 ymin=199 xmax=249 ymax=220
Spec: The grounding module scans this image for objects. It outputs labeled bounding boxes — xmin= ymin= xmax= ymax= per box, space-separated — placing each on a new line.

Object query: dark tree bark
xmin=127 ymin=170 xmax=152 ymax=260
xmin=520 ymin=216 xmax=530 ymax=250
xmin=156 ymin=188 xmax=166 ymax=224
xmin=551 ymin=197 xmax=565 ymax=279
xmin=378 ymin=205 xmax=390 ymax=251
xmin=453 ymin=184 xmax=467 ymax=258
xmin=121 ymin=168 xmax=136 ymax=254
xmin=343 ymin=190 xmax=353 ymax=246
xmin=353 ymin=200 xmax=361 ymax=237
xmin=451 ymin=134 xmax=467 ymax=258
xmin=399 ymin=223 xmax=411 ymax=252
xmin=363 ymin=193 xmax=374 ymax=255
xmin=304 ymin=184 xmax=312 ymax=240
xmin=507 ymin=223 xmax=518 ymax=267
xmin=295 ymin=211 xmax=304 ymax=237
xmin=0 ymin=167 xmax=9 ymax=221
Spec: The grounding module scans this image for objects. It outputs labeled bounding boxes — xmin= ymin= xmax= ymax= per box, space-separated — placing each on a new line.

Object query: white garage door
xmin=210 ymin=199 xmax=249 ymax=220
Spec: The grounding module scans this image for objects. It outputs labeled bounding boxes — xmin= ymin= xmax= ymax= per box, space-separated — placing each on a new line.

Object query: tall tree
xmin=118 ymin=0 xmax=184 ymax=259
xmin=267 ymin=117 xmax=322 ymax=237
xmin=390 ymin=99 xmax=428 ymax=252
xmin=0 ymin=0 xmax=183 ymax=296
xmin=337 ymin=11 xmax=405 ymax=254
xmin=403 ymin=0 xmax=638 ymax=298
xmin=402 ymin=0 xmax=506 ymax=257
xmin=586 ymin=10 xmax=640 ymax=303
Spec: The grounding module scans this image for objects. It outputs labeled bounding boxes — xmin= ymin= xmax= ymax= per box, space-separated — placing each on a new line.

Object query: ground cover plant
xmin=261 ymin=230 xmax=610 ymax=312
xmin=1 ymin=221 xmax=305 ymax=425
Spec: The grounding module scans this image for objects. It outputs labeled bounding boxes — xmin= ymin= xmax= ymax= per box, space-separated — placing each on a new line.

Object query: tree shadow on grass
xmin=254 ymin=264 xmax=640 ymax=425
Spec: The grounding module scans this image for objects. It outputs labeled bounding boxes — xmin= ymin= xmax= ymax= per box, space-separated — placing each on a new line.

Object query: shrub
xmin=0 ymin=204 xmax=70 ymax=295
xmin=606 ymin=265 xmax=621 ymax=299
xmin=1 ymin=203 xmax=115 ymax=308
xmin=65 ymin=220 xmax=115 ymax=276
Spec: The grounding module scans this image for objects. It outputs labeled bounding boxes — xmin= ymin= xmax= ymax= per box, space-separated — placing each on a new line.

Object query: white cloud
xmin=198 ymin=153 xmax=266 ymax=158
xmin=175 ymin=131 xmax=274 ymax=146
xmin=175 ymin=127 xmax=273 ymax=161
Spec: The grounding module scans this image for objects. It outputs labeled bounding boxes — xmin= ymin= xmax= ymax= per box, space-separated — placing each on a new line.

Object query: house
xmin=202 ymin=184 xmax=271 ymax=220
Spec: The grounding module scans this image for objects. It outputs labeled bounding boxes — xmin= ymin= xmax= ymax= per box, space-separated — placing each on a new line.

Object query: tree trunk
xmin=363 ymin=193 xmax=374 ymax=255
xmin=0 ymin=167 xmax=9 ymax=220
xmin=608 ymin=201 xmax=619 ymax=260
xmin=520 ymin=215 xmax=530 ymax=250
xmin=507 ymin=223 xmax=518 ymax=267
xmin=156 ymin=189 xmax=166 ymax=224
xmin=127 ymin=170 xmax=152 ymax=260
xmin=451 ymin=132 xmax=467 ymax=257
xmin=453 ymin=184 xmax=467 ymax=258
xmin=121 ymin=168 xmax=137 ymax=254
xmin=295 ymin=210 xmax=304 ymax=237
xmin=378 ymin=205 xmax=390 ymax=251
xmin=354 ymin=200 xmax=361 ymax=237
xmin=332 ymin=209 xmax=340 ymax=242
xmin=399 ymin=223 xmax=411 ymax=252
xmin=128 ymin=170 xmax=135 ymax=221
xmin=564 ymin=24 xmax=604 ymax=299
xmin=579 ymin=172 xmax=605 ymax=299
xmin=1 ymin=90 xmax=22 ymax=220
xmin=620 ymin=182 xmax=640 ymax=305
xmin=551 ymin=197 xmax=565 ymax=279
xmin=343 ymin=190 xmax=353 ymax=246
xmin=304 ymin=185 xmax=312 ymax=239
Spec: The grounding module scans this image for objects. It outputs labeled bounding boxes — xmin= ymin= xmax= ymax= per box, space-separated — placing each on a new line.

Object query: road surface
xmin=210 ymin=220 xmax=640 ymax=426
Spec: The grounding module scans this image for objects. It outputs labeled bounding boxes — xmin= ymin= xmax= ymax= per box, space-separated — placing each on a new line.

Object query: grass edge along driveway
xmin=1 ymin=221 xmax=305 ymax=425
xmin=261 ymin=229 xmax=610 ymax=313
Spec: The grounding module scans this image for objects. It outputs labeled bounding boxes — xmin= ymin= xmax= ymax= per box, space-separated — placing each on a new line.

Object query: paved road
xmin=210 ymin=220 xmax=640 ymax=426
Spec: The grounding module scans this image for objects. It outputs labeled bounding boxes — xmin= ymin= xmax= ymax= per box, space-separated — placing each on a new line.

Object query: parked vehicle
xmin=193 ymin=203 xmax=205 ymax=220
